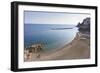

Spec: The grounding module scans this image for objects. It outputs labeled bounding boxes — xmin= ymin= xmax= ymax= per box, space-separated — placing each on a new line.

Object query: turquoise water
xmin=24 ymin=24 xmax=78 ymax=51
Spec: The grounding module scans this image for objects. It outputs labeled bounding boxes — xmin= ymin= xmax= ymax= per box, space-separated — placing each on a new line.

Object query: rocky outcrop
xmin=77 ymin=17 xmax=90 ymax=34
xmin=27 ymin=44 xmax=43 ymax=53
xmin=24 ymin=44 xmax=44 ymax=61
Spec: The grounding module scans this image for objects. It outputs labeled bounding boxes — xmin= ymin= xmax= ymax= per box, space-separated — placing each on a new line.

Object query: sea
xmin=24 ymin=24 xmax=78 ymax=51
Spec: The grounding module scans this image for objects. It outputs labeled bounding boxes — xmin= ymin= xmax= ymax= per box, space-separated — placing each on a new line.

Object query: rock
xmin=26 ymin=44 xmax=44 ymax=53
xmin=77 ymin=17 xmax=90 ymax=34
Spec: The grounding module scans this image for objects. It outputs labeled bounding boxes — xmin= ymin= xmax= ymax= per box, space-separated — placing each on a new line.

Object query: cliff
xmin=77 ymin=17 xmax=90 ymax=34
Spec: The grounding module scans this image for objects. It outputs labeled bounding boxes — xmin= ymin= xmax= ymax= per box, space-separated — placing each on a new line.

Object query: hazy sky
xmin=24 ymin=11 xmax=90 ymax=25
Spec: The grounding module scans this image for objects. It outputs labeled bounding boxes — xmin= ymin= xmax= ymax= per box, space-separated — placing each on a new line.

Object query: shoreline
xmin=24 ymin=32 xmax=90 ymax=62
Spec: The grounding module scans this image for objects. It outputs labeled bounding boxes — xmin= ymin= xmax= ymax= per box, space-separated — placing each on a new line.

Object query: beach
xmin=24 ymin=32 xmax=90 ymax=62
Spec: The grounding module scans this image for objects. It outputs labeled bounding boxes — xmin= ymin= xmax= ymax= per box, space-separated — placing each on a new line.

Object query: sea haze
xmin=24 ymin=24 xmax=78 ymax=51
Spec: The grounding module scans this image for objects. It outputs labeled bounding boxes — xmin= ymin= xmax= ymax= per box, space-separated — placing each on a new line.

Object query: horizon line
xmin=24 ymin=23 xmax=77 ymax=25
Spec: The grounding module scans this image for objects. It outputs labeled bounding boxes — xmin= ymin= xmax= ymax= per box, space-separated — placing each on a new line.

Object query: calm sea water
xmin=24 ymin=24 xmax=78 ymax=51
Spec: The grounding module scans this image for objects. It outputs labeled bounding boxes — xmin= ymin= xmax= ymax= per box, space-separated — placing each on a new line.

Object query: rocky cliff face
xmin=77 ymin=17 xmax=90 ymax=34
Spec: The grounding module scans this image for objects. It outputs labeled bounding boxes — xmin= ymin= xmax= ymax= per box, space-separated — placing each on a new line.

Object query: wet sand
xmin=24 ymin=32 xmax=90 ymax=62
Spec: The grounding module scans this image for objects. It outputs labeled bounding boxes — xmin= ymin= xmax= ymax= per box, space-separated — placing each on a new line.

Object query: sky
xmin=24 ymin=11 xmax=90 ymax=25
